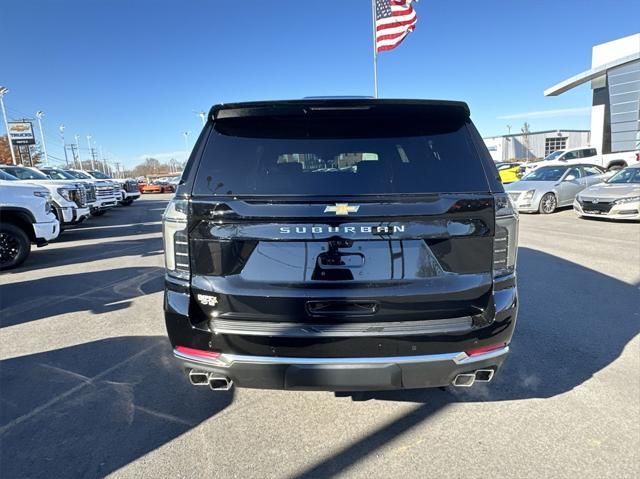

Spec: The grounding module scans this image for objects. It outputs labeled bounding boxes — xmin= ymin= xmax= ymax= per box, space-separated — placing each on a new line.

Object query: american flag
xmin=375 ymin=0 xmax=418 ymax=53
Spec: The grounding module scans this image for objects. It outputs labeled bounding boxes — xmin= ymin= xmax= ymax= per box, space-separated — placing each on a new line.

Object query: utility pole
xmin=59 ymin=124 xmax=69 ymax=166
xmin=74 ymin=134 xmax=82 ymax=169
xmin=35 ymin=111 xmax=49 ymax=166
xmin=0 ymin=86 xmax=17 ymax=164
xmin=70 ymin=144 xmax=79 ymax=168
xmin=86 ymin=135 xmax=95 ymax=170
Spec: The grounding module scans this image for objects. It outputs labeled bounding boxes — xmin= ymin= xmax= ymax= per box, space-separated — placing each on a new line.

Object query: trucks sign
xmin=8 ymin=122 xmax=36 ymax=145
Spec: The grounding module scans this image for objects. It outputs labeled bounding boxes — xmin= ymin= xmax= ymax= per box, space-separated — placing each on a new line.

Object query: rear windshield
xmin=193 ymin=115 xmax=489 ymax=196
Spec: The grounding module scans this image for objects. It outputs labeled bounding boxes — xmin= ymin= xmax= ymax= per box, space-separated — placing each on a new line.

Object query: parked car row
xmin=504 ymin=163 xmax=640 ymax=220
xmin=0 ymin=165 xmax=142 ymax=270
xmin=497 ymin=147 xmax=640 ymax=185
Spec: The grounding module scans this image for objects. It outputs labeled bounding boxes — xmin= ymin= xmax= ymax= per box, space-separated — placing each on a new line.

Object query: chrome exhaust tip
xmin=453 ymin=373 xmax=476 ymax=387
xmin=208 ymin=376 xmax=233 ymax=391
xmin=474 ymin=369 xmax=495 ymax=383
xmin=188 ymin=370 xmax=210 ymax=386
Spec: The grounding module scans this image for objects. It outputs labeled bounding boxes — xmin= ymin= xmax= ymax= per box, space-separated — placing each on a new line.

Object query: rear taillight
xmin=635 ymin=152 xmax=640 ymax=162
xmin=493 ymin=193 xmax=518 ymax=278
xmin=163 ymin=198 xmax=190 ymax=279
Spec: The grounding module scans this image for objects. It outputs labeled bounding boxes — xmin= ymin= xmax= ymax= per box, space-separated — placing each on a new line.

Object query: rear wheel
xmin=539 ymin=193 xmax=557 ymax=214
xmin=92 ymin=210 xmax=106 ymax=216
xmin=0 ymin=223 xmax=31 ymax=270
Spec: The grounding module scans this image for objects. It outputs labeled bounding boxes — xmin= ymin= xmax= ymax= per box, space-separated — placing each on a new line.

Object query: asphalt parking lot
xmin=1 ymin=194 xmax=638 ymax=479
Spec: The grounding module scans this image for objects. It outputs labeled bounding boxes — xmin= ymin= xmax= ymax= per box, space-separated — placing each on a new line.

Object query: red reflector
xmin=465 ymin=342 xmax=506 ymax=356
xmin=176 ymin=346 xmax=221 ymax=359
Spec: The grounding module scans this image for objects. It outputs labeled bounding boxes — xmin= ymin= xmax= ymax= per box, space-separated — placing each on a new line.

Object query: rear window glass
xmin=193 ymin=116 xmax=489 ymax=196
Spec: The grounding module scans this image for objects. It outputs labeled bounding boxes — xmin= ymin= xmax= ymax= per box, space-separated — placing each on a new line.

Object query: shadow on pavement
xmin=0 ymin=266 xmax=164 ymax=327
xmin=0 ymin=336 xmax=232 ymax=479
xmin=8 ymin=236 xmax=163 ymax=274
xmin=291 ymin=247 xmax=640 ymax=478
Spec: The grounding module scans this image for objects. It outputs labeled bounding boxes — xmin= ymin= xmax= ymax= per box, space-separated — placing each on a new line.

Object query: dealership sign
xmin=8 ymin=122 xmax=35 ymax=145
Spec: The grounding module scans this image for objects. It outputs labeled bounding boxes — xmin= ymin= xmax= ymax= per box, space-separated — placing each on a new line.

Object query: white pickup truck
xmin=521 ymin=147 xmax=640 ymax=176
xmin=0 ymin=165 xmax=91 ymax=228
xmin=0 ymin=169 xmax=60 ymax=270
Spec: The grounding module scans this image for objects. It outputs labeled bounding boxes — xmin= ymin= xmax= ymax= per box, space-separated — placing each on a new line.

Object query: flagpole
xmin=371 ymin=0 xmax=378 ymax=98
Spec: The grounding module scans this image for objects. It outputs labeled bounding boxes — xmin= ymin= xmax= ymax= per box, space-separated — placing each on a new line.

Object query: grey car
xmin=574 ymin=164 xmax=640 ymax=220
xmin=505 ymin=164 xmax=607 ymax=214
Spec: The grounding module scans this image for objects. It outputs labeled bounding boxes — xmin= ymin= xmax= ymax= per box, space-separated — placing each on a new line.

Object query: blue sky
xmin=2 ymin=0 xmax=639 ymax=168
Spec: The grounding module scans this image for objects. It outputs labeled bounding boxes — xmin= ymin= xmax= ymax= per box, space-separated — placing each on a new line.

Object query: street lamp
xmin=0 ymin=86 xmax=17 ymax=164
xmin=35 ymin=111 xmax=49 ymax=166
xmin=195 ymin=111 xmax=206 ymax=126
xmin=59 ymin=124 xmax=69 ymax=166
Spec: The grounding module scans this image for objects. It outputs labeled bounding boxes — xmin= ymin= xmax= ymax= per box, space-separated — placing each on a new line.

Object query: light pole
xmin=0 ymin=86 xmax=17 ymax=164
xmin=75 ymin=134 xmax=82 ymax=169
xmin=35 ymin=111 xmax=49 ymax=166
xmin=59 ymin=124 xmax=69 ymax=166
xmin=196 ymin=111 xmax=206 ymax=126
xmin=182 ymin=131 xmax=190 ymax=160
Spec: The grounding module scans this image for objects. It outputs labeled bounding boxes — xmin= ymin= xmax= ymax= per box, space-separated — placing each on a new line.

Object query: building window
xmin=608 ymin=59 xmax=640 ymax=153
xmin=545 ymin=137 xmax=567 ymax=157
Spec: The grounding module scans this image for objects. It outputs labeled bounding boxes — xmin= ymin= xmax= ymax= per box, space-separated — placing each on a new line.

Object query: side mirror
xmin=564 ymin=174 xmax=577 ymax=181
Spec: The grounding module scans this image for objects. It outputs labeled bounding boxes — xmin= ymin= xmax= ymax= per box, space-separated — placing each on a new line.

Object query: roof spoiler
xmin=209 ymin=99 xmax=470 ymax=121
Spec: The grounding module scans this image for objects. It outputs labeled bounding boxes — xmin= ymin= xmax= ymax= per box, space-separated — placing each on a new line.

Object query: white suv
xmin=0 ymin=169 xmax=60 ymax=270
xmin=0 ymin=165 xmax=91 ymax=228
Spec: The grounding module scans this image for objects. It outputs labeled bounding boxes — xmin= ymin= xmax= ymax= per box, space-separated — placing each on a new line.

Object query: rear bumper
xmin=173 ymin=345 xmax=509 ymax=391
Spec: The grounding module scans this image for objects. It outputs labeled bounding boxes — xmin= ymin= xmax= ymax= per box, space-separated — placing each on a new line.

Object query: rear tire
xmin=92 ymin=210 xmax=106 ymax=216
xmin=539 ymin=193 xmax=557 ymax=214
xmin=0 ymin=223 xmax=31 ymax=270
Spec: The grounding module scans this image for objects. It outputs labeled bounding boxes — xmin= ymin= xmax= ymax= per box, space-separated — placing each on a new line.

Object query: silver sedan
xmin=504 ymin=164 xmax=607 ymax=214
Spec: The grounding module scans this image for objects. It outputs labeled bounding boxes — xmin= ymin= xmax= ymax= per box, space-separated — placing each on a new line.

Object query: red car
xmin=141 ymin=181 xmax=175 ymax=194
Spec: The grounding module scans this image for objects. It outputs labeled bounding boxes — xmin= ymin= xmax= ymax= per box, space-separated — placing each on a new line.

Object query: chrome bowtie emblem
xmin=592 ymin=199 xmax=599 ymax=204
xmin=324 ymin=203 xmax=360 ymax=216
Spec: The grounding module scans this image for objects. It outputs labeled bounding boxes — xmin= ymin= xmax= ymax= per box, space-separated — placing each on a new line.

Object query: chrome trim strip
xmin=209 ymin=316 xmax=473 ymax=338
xmin=173 ymin=346 xmax=509 ymax=367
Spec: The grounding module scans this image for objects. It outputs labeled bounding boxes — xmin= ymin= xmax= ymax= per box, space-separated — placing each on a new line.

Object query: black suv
xmin=163 ymin=99 xmax=518 ymax=392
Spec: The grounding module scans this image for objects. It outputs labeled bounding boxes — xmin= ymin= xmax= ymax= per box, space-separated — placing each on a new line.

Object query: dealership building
xmin=485 ymin=33 xmax=639 ymax=163
xmin=545 ymin=33 xmax=640 ymax=157
xmin=484 ymin=129 xmax=591 ymax=163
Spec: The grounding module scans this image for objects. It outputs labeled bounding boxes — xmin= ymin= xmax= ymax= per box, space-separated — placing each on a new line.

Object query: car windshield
xmin=542 ymin=150 xmax=564 ymax=161
xmin=607 ymin=167 xmax=640 ymax=184
xmin=65 ymin=170 xmax=92 ymax=179
xmin=42 ymin=169 xmax=75 ymax=180
xmin=1 ymin=167 xmax=49 ymax=180
xmin=89 ymin=170 xmax=111 ymax=179
xmin=522 ymin=165 xmax=568 ymax=181
xmin=0 ymin=170 xmax=18 ymax=180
